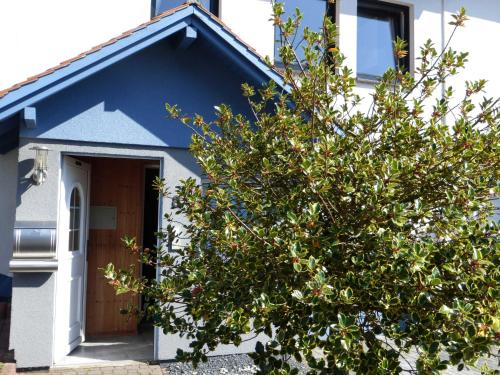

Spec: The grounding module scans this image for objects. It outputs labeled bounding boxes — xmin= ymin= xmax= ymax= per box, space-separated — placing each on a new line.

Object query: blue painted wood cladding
xmin=22 ymin=107 xmax=37 ymax=129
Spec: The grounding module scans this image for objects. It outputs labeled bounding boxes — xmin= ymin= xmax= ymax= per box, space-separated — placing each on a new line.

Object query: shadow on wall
xmin=0 ymin=274 xmax=12 ymax=300
xmin=0 ymin=114 xmax=19 ymax=154
xmin=16 ymin=158 xmax=34 ymax=208
xmin=12 ymin=272 xmax=52 ymax=289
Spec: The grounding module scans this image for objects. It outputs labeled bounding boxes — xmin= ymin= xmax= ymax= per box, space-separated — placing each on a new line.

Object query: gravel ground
xmin=160 ymin=354 xmax=309 ymax=375
xmin=160 ymin=353 xmax=498 ymax=374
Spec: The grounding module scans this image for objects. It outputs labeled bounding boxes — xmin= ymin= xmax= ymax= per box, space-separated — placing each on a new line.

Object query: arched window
xmin=69 ymin=188 xmax=81 ymax=252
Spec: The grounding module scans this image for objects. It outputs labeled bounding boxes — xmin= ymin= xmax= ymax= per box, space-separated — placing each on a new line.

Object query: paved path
xmin=0 ymin=312 xmax=16 ymax=375
xmin=20 ymin=364 xmax=163 ymax=375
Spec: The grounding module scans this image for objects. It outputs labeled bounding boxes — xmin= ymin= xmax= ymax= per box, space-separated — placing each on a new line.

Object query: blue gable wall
xmin=21 ymin=36 xmax=255 ymax=148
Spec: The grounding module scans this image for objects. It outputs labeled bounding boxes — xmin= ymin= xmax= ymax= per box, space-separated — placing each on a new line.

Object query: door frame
xmin=52 ymin=152 xmax=163 ymax=364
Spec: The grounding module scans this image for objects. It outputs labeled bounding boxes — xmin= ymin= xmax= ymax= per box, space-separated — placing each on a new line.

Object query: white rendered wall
xmin=0 ymin=0 xmax=150 ymax=91
xmin=219 ymin=0 xmax=275 ymax=59
xmin=218 ymin=0 xmax=499 ymax=99
xmin=445 ymin=0 xmax=500 ymax=99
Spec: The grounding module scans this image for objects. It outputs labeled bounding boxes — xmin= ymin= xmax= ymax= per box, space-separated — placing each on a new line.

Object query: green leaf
xmin=293 ymin=262 xmax=303 ymax=272
xmin=307 ymin=256 xmax=317 ymax=270
xmin=472 ymin=248 xmax=483 ymax=260
xmin=291 ymin=290 xmax=303 ymax=300
xmin=287 ymin=211 xmax=299 ymax=224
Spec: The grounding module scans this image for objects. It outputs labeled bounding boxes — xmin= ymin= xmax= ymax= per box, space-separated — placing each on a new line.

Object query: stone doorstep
xmin=52 ymin=361 xmax=155 ymax=369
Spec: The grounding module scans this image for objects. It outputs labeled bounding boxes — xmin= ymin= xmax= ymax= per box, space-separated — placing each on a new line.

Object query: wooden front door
xmin=85 ymin=158 xmax=144 ymax=337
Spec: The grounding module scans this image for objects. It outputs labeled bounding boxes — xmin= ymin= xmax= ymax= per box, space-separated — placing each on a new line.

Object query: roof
xmin=0 ymin=1 xmax=285 ymax=122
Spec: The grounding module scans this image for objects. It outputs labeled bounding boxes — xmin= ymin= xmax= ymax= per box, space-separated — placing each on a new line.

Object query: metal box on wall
xmin=10 ymin=221 xmax=58 ymax=272
xmin=13 ymin=221 xmax=57 ymax=258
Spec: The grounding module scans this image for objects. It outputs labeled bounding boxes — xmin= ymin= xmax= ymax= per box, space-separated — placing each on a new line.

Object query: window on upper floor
xmin=274 ymin=0 xmax=336 ymax=69
xmin=357 ymin=0 xmax=410 ymax=80
xmin=152 ymin=0 xmax=219 ymax=18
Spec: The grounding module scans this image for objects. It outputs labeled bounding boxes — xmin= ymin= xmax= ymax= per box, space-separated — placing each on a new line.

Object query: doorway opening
xmin=57 ymin=156 xmax=160 ymax=365
xmin=140 ymin=167 xmax=160 ymax=327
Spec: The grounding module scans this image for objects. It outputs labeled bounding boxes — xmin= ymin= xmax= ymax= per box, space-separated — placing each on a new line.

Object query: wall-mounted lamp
xmin=31 ymin=146 xmax=49 ymax=185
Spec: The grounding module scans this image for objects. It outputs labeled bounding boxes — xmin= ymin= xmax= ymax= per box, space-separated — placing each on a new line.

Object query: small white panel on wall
xmin=89 ymin=206 xmax=117 ymax=230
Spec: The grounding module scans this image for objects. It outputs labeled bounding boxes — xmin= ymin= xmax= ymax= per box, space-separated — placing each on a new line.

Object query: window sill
xmin=356 ymin=75 xmax=381 ymax=86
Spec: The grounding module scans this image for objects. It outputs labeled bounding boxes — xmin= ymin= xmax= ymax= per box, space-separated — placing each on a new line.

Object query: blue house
xmin=0 ymin=2 xmax=283 ymax=369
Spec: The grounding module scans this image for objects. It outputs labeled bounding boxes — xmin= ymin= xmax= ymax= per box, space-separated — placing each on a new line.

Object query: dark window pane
xmin=357 ymin=12 xmax=396 ymax=78
xmin=69 ymin=188 xmax=81 ymax=252
xmin=156 ymin=0 xmax=188 ymax=12
xmin=71 ymin=188 xmax=80 ymax=207
xmin=155 ymin=0 xmax=217 ymax=16
xmin=199 ymin=0 xmax=212 ymax=10
xmin=274 ymin=0 xmax=327 ymax=67
xmin=72 ymin=230 xmax=80 ymax=252
xmin=71 ymin=208 xmax=81 ymax=229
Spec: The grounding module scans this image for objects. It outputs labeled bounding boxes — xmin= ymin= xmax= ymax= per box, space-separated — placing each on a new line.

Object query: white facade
xmin=1 ymin=0 xmax=499 ymax=99
xmin=223 ymin=0 xmax=500 ymax=99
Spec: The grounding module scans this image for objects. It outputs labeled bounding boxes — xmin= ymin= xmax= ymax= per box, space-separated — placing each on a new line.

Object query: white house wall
xmin=0 ymin=148 xmax=18 ymax=277
xmin=219 ymin=0 xmax=500 ymax=117
xmin=0 ymin=0 xmax=498 ymax=98
xmin=445 ymin=0 xmax=500 ymax=99
xmin=219 ymin=0 xmax=275 ymax=59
